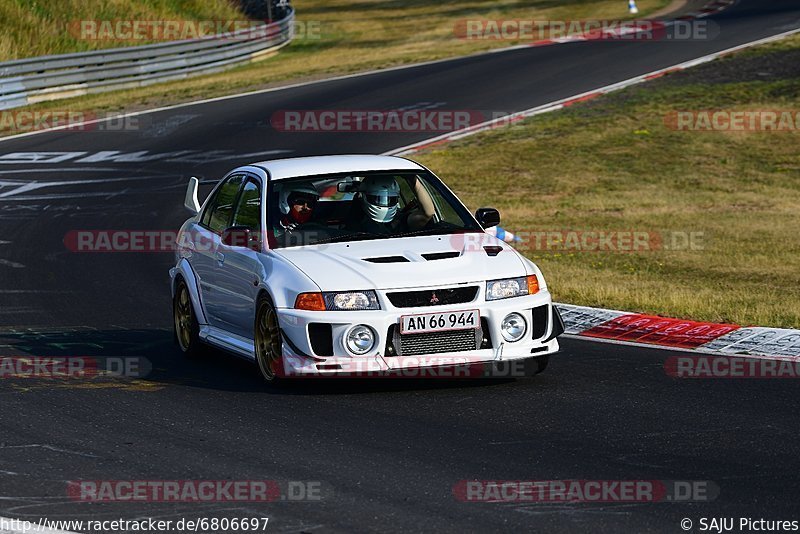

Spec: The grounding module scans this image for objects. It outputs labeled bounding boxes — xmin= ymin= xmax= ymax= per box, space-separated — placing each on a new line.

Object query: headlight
xmin=486 ymin=275 xmax=539 ymax=300
xmin=501 ymin=313 xmax=527 ymax=342
xmin=345 ymin=325 xmax=375 ymax=355
xmin=323 ymin=291 xmax=380 ymax=310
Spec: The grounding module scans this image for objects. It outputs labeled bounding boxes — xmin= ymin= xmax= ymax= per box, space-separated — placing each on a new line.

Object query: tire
xmin=173 ymin=279 xmax=203 ymax=358
xmin=532 ymin=354 xmax=549 ymax=375
xmin=254 ymin=295 xmax=284 ymax=382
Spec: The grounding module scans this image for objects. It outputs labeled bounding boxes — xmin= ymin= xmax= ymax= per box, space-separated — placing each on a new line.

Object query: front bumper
xmin=279 ymin=349 xmax=556 ymax=378
xmin=274 ymin=289 xmax=563 ymax=377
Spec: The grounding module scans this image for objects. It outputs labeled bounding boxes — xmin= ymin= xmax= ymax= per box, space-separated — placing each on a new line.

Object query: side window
xmin=232 ymin=179 xmax=262 ymax=231
xmin=397 ymin=175 xmax=415 ymax=209
xmin=200 ymin=189 xmax=218 ymax=227
xmin=416 ymin=177 xmax=458 ymax=222
xmin=203 ymin=174 xmax=244 ymax=234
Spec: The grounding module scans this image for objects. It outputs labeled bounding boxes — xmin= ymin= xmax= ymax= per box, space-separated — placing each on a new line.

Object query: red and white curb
xmin=558 ymin=304 xmax=800 ymax=361
xmin=386 ymin=26 xmax=800 ymax=156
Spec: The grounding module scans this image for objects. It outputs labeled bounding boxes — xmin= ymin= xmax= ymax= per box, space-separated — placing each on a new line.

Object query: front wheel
xmin=255 ymin=296 xmax=283 ymax=382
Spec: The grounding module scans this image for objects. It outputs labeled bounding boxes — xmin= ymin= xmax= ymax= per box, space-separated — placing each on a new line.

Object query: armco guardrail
xmin=0 ymin=10 xmax=294 ymax=110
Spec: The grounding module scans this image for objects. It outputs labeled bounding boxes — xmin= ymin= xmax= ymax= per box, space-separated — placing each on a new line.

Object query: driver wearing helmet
xmin=347 ymin=175 xmax=404 ymax=234
xmin=278 ymin=184 xmax=320 ymax=233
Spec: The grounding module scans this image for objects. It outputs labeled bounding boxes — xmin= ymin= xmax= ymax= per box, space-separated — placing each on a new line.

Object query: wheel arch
xmin=254 ymin=252 xmax=320 ymax=309
xmin=171 ymin=258 xmax=208 ymax=325
xmin=256 ymin=287 xmax=274 ymax=305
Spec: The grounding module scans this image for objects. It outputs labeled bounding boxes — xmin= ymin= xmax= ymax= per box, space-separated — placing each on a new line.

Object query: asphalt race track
xmin=1 ymin=1 xmax=800 ymax=532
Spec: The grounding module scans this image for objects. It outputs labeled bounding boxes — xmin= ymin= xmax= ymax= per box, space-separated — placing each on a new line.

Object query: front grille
xmin=389 ymin=327 xmax=479 ymax=356
xmin=399 ymin=329 xmax=478 ymax=355
xmin=386 ymin=286 xmax=478 ymax=308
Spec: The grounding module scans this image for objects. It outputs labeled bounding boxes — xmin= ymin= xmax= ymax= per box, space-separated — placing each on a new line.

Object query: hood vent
xmin=364 ymin=251 xmax=461 ymax=263
xmin=363 ymin=256 xmax=410 ymax=263
xmin=421 ymin=251 xmax=460 ymax=261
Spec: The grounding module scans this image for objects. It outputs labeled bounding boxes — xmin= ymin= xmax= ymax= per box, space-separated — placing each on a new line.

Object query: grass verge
xmin=414 ymin=33 xmax=800 ymax=328
xmin=0 ymin=0 xmax=244 ymax=59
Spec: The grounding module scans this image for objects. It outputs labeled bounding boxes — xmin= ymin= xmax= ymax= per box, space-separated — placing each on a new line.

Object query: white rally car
xmin=170 ymin=155 xmax=563 ymax=381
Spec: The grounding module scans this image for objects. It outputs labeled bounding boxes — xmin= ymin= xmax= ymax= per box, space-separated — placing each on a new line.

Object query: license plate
xmin=400 ymin=309 xmax=479 ymax=335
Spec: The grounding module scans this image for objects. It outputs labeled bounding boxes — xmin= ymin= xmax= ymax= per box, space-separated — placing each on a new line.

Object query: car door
xmin=213 ymin=176 xmax=265 ymax=339
xmin=192 ymin=173 xmax=245 ymax=329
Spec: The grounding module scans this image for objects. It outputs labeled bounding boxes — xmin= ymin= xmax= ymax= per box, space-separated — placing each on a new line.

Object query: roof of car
xmin=252 ymin=155 xmax=424 ymax=180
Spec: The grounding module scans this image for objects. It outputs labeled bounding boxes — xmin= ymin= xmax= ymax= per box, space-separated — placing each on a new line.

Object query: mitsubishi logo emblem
xmin=430 ymin=292 xmax=440 ymax=304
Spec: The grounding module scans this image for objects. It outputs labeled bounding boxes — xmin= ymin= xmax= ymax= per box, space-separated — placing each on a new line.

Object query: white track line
xmin=384 ymin=27 xmax=800 ymax=156
xmin=0 ymin=1 xmax=779 ymax=146
xmin=0 ymin=42 xmax=596 ymax=146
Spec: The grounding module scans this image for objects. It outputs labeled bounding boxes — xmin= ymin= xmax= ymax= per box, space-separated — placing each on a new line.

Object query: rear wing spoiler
xmin=184 ymin=176 xmax=201 ymax=214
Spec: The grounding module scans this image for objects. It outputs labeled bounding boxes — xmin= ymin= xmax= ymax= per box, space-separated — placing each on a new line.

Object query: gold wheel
xmin=255 ymin=299 xmax=282 ymax=381
xmin=174 ymin=282 xmax=195 ymax=353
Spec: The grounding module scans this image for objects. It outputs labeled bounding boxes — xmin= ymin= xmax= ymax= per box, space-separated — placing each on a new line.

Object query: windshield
xmin=267 ymin=170 xmax=483 ymax=249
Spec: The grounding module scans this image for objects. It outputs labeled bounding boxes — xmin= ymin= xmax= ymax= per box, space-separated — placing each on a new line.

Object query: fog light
xmin=501 ymin=313 xmax=527 ymax=342
xmin=345 ymin=325 xmax=375 ymax=355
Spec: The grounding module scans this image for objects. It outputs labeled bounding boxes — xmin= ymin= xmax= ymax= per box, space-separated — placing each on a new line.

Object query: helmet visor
xmin=365 ymin=193 xmax=399 ymax=207
xmin=288 ymin=192 xmax=318 ymax=208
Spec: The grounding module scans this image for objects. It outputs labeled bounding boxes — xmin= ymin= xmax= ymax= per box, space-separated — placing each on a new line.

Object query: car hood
xmin=273 ymin=233 xmax=528 ymax=291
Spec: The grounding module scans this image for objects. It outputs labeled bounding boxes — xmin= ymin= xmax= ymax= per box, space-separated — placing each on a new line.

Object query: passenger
xmin=271 ymin=184 xmax=323 ymax=247
xmin=278 ymin=185 xmax=319 ymax=233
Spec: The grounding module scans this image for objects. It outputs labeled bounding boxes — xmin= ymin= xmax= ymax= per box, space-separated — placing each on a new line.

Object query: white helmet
xmin=360 ymin=176 xmax=400 ymax=223
xmin=279 ymin=184 xmax=319 ymax=215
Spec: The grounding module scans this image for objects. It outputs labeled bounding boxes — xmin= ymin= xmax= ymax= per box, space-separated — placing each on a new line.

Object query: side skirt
xmin=200 ymin=326 xmax=256 ymax=361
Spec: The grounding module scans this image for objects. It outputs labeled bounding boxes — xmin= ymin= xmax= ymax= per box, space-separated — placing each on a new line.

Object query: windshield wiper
xmin=394 ymin=227 xmax=480 ymax=239
xmin=314 ymin=232 xmax=384 ymax=244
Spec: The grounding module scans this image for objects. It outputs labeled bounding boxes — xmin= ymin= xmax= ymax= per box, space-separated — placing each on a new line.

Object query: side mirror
xmin=184 ymin=176 xmax=201 ymax=214
xmin=221 ymin=226 xmax=261 ymax=251
xmin=474 ymin=207 xmax=500 ymax=229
